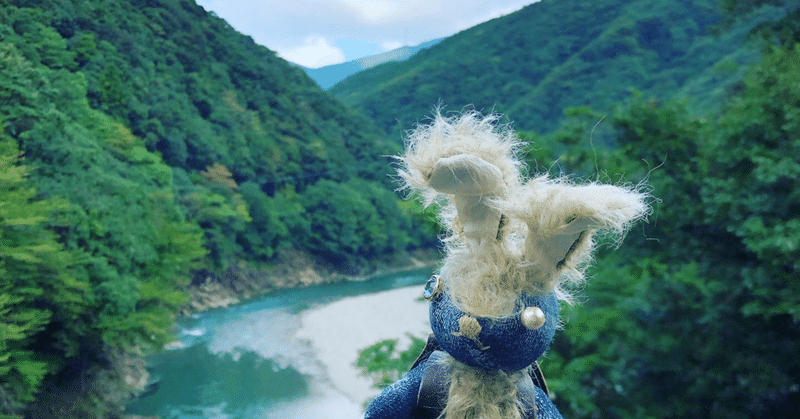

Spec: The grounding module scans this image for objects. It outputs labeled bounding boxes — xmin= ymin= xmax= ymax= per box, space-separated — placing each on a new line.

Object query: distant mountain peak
xmin=301 ymin=38 xmax=444 ymax=89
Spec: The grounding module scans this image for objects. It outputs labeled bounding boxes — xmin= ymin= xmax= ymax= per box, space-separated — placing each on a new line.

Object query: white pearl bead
xmin=521 ymin=306 xmax=546 ymax=330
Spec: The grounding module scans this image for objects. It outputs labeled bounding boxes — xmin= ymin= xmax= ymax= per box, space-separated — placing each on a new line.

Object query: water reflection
xmin=127 ymin=345 xmax=307 ymax=418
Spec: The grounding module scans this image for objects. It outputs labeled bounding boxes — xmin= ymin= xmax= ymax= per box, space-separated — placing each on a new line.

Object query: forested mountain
xmin=0 ymin=0 xmax=433 ymax=417
xmin=302 ymin=38 xmax=443 ymax=89
xmin=331 ymin=0 xmax=789 ymax=138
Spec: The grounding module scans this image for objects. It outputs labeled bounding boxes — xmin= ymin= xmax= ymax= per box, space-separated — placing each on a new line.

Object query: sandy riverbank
xmin=294 ymin=285 xmax=432 ymax=409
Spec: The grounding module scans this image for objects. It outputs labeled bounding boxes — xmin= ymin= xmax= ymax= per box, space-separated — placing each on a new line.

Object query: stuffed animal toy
xmin=363 ymin=111 xmax=648 ymax=419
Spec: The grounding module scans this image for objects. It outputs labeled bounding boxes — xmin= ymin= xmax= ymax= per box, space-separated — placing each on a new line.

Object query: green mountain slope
xmin=0 ymin=0 xmax=432 ymax=416
xmin=330 ymin=0 xmax=784 ymax=138
xmin=1 ymin=0 xmax=426 ymax=267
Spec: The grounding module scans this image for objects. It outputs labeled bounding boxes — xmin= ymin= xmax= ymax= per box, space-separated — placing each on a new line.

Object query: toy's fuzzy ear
xmin=427 ymin=154 xmax=507 ymax=244
xmin=427 ymin=154 xmax=507 ymax=197
xmin=501 ymin=176 xmax=649 ymax=296
xmin=396 ymin=111 xmax=524 ymax=210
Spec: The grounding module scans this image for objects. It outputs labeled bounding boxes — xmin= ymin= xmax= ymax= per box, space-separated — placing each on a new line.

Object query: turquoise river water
xmin=125 ymin=267 xmax=432 ymax=419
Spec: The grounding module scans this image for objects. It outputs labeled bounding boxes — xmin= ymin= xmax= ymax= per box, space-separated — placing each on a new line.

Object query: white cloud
xmin=197 ymin=0 xmax=539 ymax=65
xmin=380 ymin=40 xmax=405 ymax=51
xmin=339 ymin=0 xmax=401 ymax=23
xmin=278 ymin=36 xmax=347 ymax=68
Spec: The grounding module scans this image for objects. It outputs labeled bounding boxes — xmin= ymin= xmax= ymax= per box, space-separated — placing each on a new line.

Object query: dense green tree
xmin=0 ymin=135 xmax=87 ymax=418
xmin=701 ymin=43 xmax=799 ymax=319
xmin=299 ymin=179 xmax=414 ymax=264
xmin=0 ymin=0 xmax=411 ymax=270
xmin=537 ymin=44 xmax=800 ymax=417
xmin=1 ymin=35 xmax=206 ymax=416
xmin=237 ymin=181 xmax=290 ymax=260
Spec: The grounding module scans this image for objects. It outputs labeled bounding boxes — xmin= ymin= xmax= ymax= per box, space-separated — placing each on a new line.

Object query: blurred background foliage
xmin=357 ymin=336 xmax=428 ymax=392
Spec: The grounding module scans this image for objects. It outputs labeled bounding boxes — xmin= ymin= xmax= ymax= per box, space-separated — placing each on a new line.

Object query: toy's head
xmin=398 ymin=110 xmax=648 ymax=371
xmin=426 ymin=273 xmax=558 ymax=372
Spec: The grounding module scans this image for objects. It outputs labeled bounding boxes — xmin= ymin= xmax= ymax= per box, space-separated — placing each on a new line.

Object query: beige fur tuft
xmin=442 ymin=355 xmax=527 ymax=419
xmin=499 ymin=175 xmax=650 ymax=306
xmin=398 ymin=111 xmax=649 ymax=318
xmin=397 ymin=110 xmax=524 ymax=211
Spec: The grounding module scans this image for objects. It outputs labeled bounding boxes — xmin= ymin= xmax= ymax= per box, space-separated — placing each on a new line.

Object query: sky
xmin=196 ymin=0 xmax=538 ymax=68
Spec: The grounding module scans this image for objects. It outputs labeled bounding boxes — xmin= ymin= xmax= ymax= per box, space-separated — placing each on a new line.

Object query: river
xmin=125 ymin=266 xmax=433 ymax=419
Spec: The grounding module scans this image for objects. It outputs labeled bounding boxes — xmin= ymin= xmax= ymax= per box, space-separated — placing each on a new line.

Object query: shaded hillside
xmin=1 ymin=0 xmax=432 ymax=268
xmin=302 ymin=38 xmax=443 ymax=89
xmin=331 ymin=0 xmax=787 ymax=139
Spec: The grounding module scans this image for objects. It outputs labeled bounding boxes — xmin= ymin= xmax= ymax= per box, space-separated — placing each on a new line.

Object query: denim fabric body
xmin=429 ymin=291 xmax=559 ymax=372
xmin=364 ymin=350 xmax=564 ymax=419
xmin=364 ymin=288 xmax=562 ymax=418
xmin=531 ymin=384 xmax=564 ymax=419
